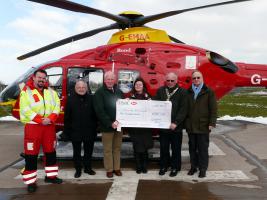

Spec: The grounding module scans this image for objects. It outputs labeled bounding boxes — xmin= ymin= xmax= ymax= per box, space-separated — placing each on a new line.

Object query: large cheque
xmin=116 ymin=99 xmax=172 ymax=129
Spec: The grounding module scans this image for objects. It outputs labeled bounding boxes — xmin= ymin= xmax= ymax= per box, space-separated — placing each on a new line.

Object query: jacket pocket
xmin=199 ymin=118 xmax=209 ymax=132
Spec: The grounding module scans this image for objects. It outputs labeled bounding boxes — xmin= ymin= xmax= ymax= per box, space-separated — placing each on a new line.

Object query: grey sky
xmin=0 ymin=0 xmax=266 ymax=84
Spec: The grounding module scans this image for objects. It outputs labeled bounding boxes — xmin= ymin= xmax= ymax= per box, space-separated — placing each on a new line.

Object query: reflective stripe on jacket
xmin=19 ymin=86 xmax=60 ymax=124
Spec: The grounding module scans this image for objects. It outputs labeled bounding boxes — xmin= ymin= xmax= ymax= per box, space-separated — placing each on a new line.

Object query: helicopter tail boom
xmin=235 ymin=63 xmax=267 ymax=87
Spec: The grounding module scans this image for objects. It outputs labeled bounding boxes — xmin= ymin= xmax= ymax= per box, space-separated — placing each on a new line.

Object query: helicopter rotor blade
xmin=134 ymin=0 xmax=252 ymax=26
xmin=17 ymin=23 xmax=120 ymax=60
xmin=168 ymin=35 xmax=185 ymax=44
xmin=27 ymin=0 xmax=129 ymax=24
xmin=143 ymin=26 xmax=185 ymax=44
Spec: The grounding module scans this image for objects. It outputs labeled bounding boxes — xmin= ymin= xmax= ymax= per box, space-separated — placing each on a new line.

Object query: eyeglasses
xmin=166 ymin=80 xmax=175 ymax=82
xmin=192 ymin=77 xmax=201 ymax=80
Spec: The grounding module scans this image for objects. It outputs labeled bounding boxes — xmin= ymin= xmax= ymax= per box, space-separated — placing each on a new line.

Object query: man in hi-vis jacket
xmin=19 ymin=69 xmax=62 ymax=193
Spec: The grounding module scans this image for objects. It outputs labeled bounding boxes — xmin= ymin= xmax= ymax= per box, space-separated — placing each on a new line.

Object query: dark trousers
xmin=188 ymin=133 xmax=209 ymax=171
xmin=72 ymin=140 xmax=95 ymax=170
xmin=159 ymin=131 xmax=183 ymax=170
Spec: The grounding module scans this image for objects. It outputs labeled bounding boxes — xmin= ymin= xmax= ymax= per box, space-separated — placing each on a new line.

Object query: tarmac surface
xmin=0 ymin=120 xmax=267 ymax=200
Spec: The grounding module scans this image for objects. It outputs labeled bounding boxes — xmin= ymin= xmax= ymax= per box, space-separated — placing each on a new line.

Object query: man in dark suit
xmin=154 ymin=72 xmax=188 ymax=177
xmin=64 ymin=80 xmax=97 ymax=178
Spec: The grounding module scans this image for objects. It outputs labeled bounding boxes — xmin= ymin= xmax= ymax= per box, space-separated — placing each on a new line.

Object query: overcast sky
xmin=0 ymin=0 xmax=266 ymax=84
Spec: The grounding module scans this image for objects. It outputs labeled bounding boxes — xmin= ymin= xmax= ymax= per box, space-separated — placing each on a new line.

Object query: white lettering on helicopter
xmin=119 ymin=33 xmax=150 ymax=41
xmin=251 ymin=74 xmax=267 ymax=85
xmin=117 ymin=48 xmax=131 ymax=53
xmin=251 ymin=74 xmax=261 ymax=85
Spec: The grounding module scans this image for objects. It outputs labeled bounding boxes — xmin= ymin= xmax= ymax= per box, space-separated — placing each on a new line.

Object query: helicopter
xmin=0 ymin=0 xmax=267 ymax=132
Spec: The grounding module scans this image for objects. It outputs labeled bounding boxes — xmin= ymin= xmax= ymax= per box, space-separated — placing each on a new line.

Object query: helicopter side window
xmin=67 ymin=68 xmax=103 ymax=96
xmin=45 ymin=67 xmax=63 ymax=98
xmin=118 ymin=70 xmax=140 ymax=93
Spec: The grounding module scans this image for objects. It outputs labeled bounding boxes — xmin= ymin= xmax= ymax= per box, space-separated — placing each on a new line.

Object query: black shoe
xmin=142 ymin=168 xmax=148 ymax=174
xmin=187 ymin=168 xmax=197 ymax=176
xmin=27 ymin=183 xmax=37 ymax=193
xmin=74 ymin=170 xmax=82 ymax=178
xmin=84 ymin=168 xmax=96 ymax=175
xmin=198 ymin=170 xmax=206 ymax=178
xmin=159 ymin=168 xmax=167 ymax=176
xmin=44 ymin=176 xmax=63 ymax=184
xmin=169 ymin=169 xmax=178 ymax=177
xmin=136 ymin=168 xmax=142 ymax=174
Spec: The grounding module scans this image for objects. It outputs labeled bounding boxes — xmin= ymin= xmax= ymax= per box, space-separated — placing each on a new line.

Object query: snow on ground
xmin=248 ymin=91 xmax=267 ymax=95
xmin=1 ymin=115 xmax=267 ymax=125
xmin=218 ymin=115 xmax=267 ymax=125
xmin=0 ymin=116 xmax=18 ymax=121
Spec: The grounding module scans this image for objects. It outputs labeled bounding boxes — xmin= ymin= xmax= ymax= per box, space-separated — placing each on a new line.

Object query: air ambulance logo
xmin=119 ymin=33 xmax=150 ymax=41
xmin=131 ymin=101 xmax=138 ymax=105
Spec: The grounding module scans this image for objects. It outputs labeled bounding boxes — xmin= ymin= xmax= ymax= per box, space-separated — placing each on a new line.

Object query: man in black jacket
xmin=64 ymin=80 xmax=97 ymax=178
xmin=154 ymin=72 xmax=188 ymax=177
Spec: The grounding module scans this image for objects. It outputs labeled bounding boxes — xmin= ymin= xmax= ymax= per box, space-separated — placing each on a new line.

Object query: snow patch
xmin=219 ymin=115 xmax=267 ymax=125
xmin=0 ymin=116 xmax=18 ymax=121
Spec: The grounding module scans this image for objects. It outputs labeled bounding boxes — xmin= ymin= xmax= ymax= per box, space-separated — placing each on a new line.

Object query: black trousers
xmin=72 ymin=140 xmax=95 ymax=170
xmin=159 ymin=131 xmax=183 ymax=170
xmin=188 ymin=133 xmax=209 ymax=171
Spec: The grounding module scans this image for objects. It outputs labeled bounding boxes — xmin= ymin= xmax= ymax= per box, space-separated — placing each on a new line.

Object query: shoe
xmin=136 ymin=168 xmax=142 ymax=174
xmin=169 ymin=169 xmax=178 ymax=177
xmin=27 ymin=183 xmax=37 ymax=193
xmin=84 ymin=168 xmax=96 ymax=175
xmin=158 ymin=168 xmax=167 ymax=176
xmin=198 ymin=170 xmax=206 ymax=178
xmin=106 ymin=171 xmax=113 ymax=178
xmin=74 ymin=170 xmax=81 ymax=178
xmin=44 ymin=176 xmax=63 ymax=184
xmin=187 ymin=168 xmax=197 ymax=176
xmin=142 ymin=168 xmax=148 ymax=174
xmin=114 ymin=170 xmax=122 ymax=176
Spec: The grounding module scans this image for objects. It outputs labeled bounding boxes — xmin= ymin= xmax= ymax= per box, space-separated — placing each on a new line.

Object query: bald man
xmin=154 ymin=72 xmax=188 ymax=177
xmin=94 ymin=71 xmax=124 ymax=178
xmin=64 ymin=80 xmax=97 ymax=178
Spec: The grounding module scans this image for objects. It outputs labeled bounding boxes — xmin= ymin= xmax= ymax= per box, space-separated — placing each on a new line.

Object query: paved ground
xmin=0 ymin=120 xmax=267 ymax=200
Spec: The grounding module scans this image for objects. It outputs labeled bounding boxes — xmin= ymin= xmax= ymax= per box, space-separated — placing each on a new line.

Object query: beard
xmin=36 ymin=81 xmax=44 ymax=89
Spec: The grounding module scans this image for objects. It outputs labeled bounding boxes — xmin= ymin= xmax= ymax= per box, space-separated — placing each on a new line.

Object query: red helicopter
xmin=0 ymin=0 xmax=267 ymax=131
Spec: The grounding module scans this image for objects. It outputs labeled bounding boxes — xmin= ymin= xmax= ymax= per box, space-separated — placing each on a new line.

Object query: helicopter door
xmin=118 ymin=70 xmax=140 ymax=93
xmin=67 ymin=68 xmax=103 ymax=95
xmin=45 ymin=67 xmax=63 ymax=98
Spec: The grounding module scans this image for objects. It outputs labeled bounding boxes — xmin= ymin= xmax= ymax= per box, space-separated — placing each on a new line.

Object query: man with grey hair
xmin=64 ymin=80 xmax=97 ymax=178
xmin=154 ymin=72 xmax=188 ymax=177
xmin=185 ymin=70 xmax=217 ymax=178
xmin=94 ymin=71 xmax=123 ymax=178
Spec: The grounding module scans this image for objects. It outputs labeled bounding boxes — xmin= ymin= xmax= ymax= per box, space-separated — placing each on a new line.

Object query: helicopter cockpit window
xmin=118 ymin=70 xmax=140 ymax=93
xmin=67 ymin=68 xmax=103 ymax=95
xmin=45 ymin=67 xmax=63 ymax=97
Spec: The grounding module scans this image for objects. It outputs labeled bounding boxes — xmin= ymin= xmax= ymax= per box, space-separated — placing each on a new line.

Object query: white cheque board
xmin=116 ymin=99 xmax=172 ymax=129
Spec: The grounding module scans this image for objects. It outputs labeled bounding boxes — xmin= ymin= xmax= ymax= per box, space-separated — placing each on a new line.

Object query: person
xmin=154 ymin=72 xmax=188 ymax=177
xmin=64 ymin=80 xmax=97 ymax=178
xmin=94 ymin=71 xmax=123 ymax=178
xmin=185 ymin=70 xmax=217 ymax=178
xmin=127 ymin=78 xmax=153 ymax=174
xmin=19 ymin=69 xmax=62 ymax=193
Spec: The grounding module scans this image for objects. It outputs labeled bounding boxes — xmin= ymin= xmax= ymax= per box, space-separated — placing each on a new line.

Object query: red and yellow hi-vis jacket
xmin=19 ymin=79 xmax=60 ymax=124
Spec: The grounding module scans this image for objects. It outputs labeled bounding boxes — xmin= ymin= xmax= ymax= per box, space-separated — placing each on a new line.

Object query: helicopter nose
xmin=0 ymin=84 xmax=19 ymax=107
